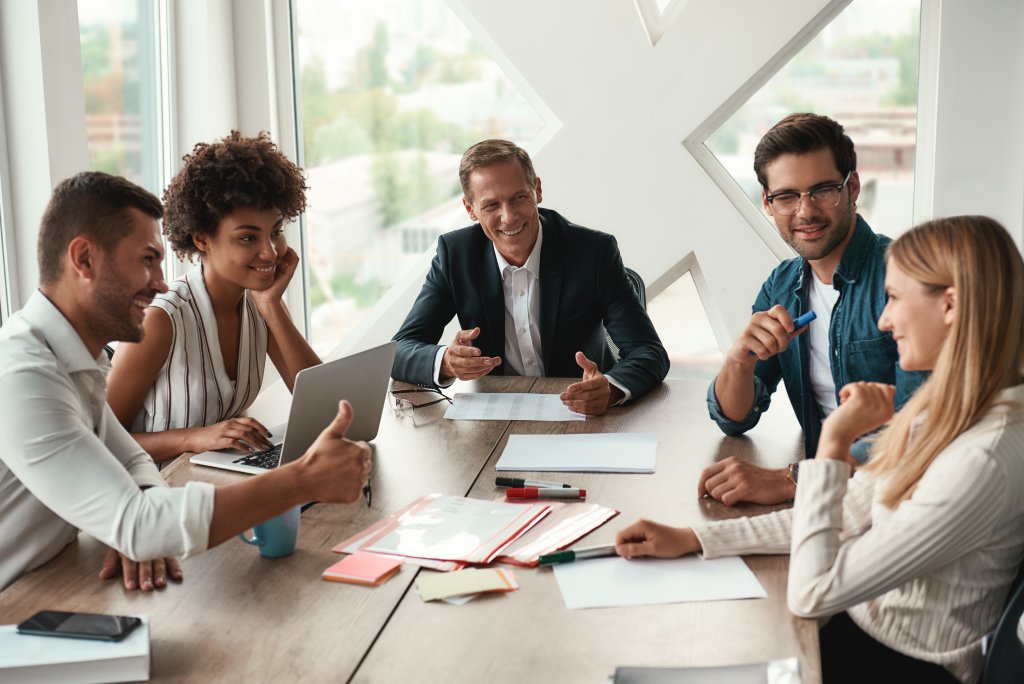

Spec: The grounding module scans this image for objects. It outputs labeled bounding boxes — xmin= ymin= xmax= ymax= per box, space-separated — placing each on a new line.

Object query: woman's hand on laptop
xmin=296 ymin=400 xmax=371 ymax=504
xmin=189 ymin=417 xmax=274 ymax=453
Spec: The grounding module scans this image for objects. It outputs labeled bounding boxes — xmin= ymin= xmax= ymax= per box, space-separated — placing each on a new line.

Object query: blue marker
xmin=749 ymin=310 xmax=816 ymax=356
xmin=793 ymin=310 xmax=817 ymax=329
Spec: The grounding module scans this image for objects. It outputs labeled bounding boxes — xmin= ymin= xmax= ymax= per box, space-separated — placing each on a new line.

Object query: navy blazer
xmin=392 ymin=208 xmax=669 ymax=398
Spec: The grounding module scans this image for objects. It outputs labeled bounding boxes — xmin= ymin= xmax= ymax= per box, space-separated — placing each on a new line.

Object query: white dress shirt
xmin=433 ymin=222 xmax=630 ymax=400
xmin=0 ymin=291 xmax=215 ymax=591
xmin=495 ymin=225 xmax=545 ymax=377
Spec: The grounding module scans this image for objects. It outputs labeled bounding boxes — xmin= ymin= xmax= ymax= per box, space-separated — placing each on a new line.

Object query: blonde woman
xmin=616 ymin=215 xmax=1024 ymax=683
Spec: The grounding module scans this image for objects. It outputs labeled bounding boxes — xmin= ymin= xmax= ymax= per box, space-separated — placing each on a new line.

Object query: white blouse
xmin=131 ymin=267 xmax=269 ymax=433
xmin=693 ymin=384 xmax=1024 ymax=683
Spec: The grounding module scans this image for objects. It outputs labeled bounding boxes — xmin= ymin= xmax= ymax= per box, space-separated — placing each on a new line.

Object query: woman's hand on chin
xmin=251 ymin=246 xmax=299 ymax=310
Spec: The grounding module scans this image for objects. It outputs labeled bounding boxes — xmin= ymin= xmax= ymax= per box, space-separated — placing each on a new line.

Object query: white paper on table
xmin=444 ymin=393 xmax=585 ymax=421
xmin=553 ymin=555 xmax=767 ymax=609
xmin=495 ymin=432 xmax=657 ymax=473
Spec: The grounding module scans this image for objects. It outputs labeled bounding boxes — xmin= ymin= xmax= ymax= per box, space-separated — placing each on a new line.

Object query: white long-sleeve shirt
xmin=693 ymin=384 xmax=1024 ymax=683
xmin=0 ymin=291 xmax=215 ymax=592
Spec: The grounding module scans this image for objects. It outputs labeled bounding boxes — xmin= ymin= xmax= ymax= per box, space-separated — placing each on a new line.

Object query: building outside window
xmin=77 ymin=0 xmax=166 ymax=195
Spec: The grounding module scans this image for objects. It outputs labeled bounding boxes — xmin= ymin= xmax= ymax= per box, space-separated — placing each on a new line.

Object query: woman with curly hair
xmin=614 ymin=216 xmax=1024 ymax=683
xmin=107 ymin=131 xmax=321 ymax=462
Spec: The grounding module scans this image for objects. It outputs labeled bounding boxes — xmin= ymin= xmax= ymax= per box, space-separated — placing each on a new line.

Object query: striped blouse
xmin=131 ymin=267 xmax=269 ymax=433
xmin=693 ymin=383 xmax=1024 ymax=683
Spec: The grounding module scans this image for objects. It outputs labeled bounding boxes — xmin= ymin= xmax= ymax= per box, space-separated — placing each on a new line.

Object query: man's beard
xmin=88 ymin=274 xmax=145 ymax=345
xmin=783 ymin=201 xmax=855 ymax=261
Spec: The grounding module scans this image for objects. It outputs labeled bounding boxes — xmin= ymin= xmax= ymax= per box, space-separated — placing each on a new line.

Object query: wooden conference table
xmin=0 ymin=376 xmax=819 ymax=683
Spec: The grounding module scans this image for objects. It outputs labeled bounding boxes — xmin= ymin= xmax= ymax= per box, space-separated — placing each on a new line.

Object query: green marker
xmin=539 ymin=544 xmax=617 ymax=565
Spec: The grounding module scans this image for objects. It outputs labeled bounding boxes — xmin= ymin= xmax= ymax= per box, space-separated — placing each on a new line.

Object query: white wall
xmin=922 ymin=0 xmax=1024 ymax=246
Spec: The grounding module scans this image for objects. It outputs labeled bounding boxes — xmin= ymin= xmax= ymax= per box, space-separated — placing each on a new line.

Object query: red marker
xmin=506 ymin=487 xmax=586 ymax=500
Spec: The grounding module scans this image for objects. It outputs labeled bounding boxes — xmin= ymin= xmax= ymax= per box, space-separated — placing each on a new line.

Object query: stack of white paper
xmin=496 ymin=433 xmax=658 ymax=473
xmin=553 ymin=556 xmax=766 ymax=609
xmin=445 ymin=393 xmax=585 ymax=421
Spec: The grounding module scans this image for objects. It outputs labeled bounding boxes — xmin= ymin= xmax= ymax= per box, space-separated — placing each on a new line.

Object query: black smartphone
xmin=16 ymin=610 xmax=142 ymax=642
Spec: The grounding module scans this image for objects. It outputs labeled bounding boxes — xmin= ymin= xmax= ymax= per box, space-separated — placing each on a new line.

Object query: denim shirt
xmin=707 ymin=216 xmax=927 ymax=460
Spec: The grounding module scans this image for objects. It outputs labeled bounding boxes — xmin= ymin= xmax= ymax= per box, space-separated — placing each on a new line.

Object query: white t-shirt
xmin=807 ymin=274 xmax=840 ymax=416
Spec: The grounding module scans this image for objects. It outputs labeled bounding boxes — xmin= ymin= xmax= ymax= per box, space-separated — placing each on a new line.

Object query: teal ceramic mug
xmin=238 ymin=505 xmax=301 ymax=558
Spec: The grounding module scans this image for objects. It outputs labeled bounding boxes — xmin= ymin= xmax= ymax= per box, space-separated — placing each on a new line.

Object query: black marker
xmin=496 ymin=476 xmax=571 ymax=489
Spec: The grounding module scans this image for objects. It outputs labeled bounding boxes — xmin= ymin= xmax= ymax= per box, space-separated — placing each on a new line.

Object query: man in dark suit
xmin=392 ymin=139 xmax=668 ymax=415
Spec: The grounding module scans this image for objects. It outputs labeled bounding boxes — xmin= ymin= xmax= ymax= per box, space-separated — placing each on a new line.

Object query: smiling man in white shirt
xmin=0 ymin=172 xmax=371 ymax=592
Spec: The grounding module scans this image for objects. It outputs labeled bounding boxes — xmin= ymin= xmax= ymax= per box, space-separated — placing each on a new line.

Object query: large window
xmin=707 ymin=0 xmax=920 ymax=237
xmin=77 ymin=0 xmax=167 ymax=195
xmin=292 ymin=0 xmax=545 ymax=353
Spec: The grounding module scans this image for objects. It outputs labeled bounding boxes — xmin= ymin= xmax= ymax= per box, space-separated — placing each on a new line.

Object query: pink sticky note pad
xmin=323 ymin=551 xmax=403 ymax=586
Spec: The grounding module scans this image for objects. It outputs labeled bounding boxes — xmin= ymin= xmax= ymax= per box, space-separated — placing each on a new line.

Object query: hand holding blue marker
xmin=748 ymin=310 xmax=816 ymax=356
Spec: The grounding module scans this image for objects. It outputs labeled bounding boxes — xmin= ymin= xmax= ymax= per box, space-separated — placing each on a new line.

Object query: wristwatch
xmin=786 ymin=462 xmax=800 ymax=485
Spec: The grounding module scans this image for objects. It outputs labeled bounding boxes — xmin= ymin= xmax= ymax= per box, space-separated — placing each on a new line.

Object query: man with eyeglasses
xmin=391 ymin=139 xmax=669 ymax=415
xmin=701 ymin=113 xmax=925 ymax=506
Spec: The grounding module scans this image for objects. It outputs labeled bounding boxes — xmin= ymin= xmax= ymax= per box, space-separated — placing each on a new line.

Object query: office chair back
xmin=981 ymin=564 xmax=1024 ymax=683
xmin=605 ymin=268 xmax=646 ymax=362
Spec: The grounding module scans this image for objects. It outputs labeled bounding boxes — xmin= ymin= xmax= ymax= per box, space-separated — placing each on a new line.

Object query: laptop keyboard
xmin=232 ymin=443 xmax=283 ymax=470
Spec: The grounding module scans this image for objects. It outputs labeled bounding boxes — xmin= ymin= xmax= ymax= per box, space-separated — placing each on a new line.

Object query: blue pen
xmin=749 ymin=310 xmax=816 ymax=356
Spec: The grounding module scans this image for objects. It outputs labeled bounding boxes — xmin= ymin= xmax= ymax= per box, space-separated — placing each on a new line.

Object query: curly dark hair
xmin=162 ymin=131 xmax=308 ymax=259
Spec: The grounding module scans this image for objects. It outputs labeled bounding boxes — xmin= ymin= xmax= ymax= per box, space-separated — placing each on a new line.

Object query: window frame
xmin=0 ymin=47 xmax=16 ymax=323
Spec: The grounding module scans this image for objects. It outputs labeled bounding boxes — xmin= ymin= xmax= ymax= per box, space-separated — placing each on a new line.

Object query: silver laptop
xmin=190 ymin=341 xmax=396 ymax=475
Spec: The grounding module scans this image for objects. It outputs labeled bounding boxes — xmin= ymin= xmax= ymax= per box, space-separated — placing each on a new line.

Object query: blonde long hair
xmin=866 ymin=216 xmax=1024 ymax=507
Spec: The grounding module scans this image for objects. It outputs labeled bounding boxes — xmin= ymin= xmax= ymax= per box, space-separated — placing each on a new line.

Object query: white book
xmin=0 ymin=615 xmax=149 ymax=683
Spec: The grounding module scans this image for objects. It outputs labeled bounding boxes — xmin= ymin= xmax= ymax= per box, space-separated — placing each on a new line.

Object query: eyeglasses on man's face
xmin=389 ymin=387 xmax=453 ymax=413
xmin=765 ymin=170 xmax=852 ymax=216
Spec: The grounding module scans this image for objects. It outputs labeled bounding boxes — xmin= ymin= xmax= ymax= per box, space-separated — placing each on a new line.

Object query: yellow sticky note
xmin=416 ymin=568 xmax=516 ymax=602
